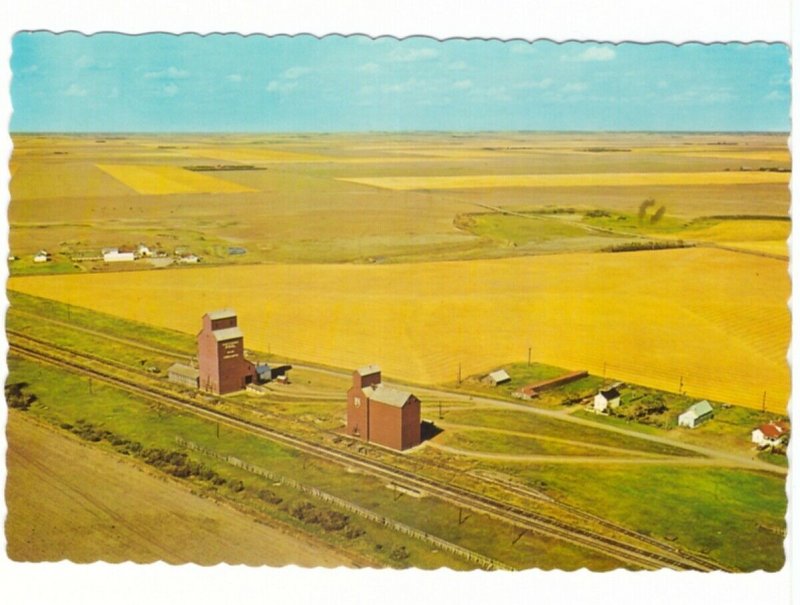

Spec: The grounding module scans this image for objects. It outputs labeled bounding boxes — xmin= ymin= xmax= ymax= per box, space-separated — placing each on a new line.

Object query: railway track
xmin=9 ymin=334 xmax=730 ymax=571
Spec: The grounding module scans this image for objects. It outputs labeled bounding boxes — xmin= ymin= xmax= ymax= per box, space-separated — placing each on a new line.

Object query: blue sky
xmin=10 ymin=32 xmax=790 ymax=132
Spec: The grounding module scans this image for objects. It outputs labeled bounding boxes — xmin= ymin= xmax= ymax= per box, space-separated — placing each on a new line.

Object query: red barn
xmin=197 ymin=309 xmax=256 ymax=394
xmin=346 ymin=365 xmax=421 ymax=451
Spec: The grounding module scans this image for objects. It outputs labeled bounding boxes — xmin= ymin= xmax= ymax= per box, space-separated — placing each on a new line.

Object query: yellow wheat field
xmin=184 ymin=148 xmax=330 ymax=163
xmin=676 ymin=220 xmax=789 ymax=257
xmin=95 ymin=164 xmax=256 ymax=195
xmin=339 ymin=171 xmax=790 ymax=191
xmin=8 ymin=248 xmax=789 ymax=411
xmin=634 ymin=147 xmax=790 ymax=163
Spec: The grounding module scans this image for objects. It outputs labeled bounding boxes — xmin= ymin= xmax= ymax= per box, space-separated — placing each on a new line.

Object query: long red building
xmin=346 ymin=365 xmax=421 ymax=451
xmin=197 ymin=309 xmax=256 ymax=394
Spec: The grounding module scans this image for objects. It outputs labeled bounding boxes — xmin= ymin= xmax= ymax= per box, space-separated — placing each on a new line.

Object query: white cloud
xmin=657 ymin=80 xmax=669 ymax=89
xmin=469 ymin=86 xmax=512 ymax=102
xmin=358 ymin=85 xmax=376 ymax=96
xmin=64 ymin=83 xmax=87 ymax=97
xmin=453 ymin=79 xmax=473 ymax=90
xmin=162 ymin=83 xmax=179 ymax=97
xmin=666 ymin=88 xmax=733 ymax=104
xmin=388 ymin=47 xmax=438 ymax=62
xmin=562 ymin=83 xmax=588 ymax=93
xmin=144 ymin=66 xmax=190 ymax=80
xmin=764 ymin=90 xmax=787 ymax=102
xmin=381 ymin=78 xmax=421 ymax=94
xmin=514 ymin=78 xmax=553 ymax=90
xmin=283 ymin=66 xmax=311 ymax=79
xmin=510 ymin=44 xmax=536 ymax=55
xmin=266 ymin=80 xmax=298 ymax=94
xmin=75 ymin=55 xmax=95 ymax=69
xmin=227 ymin=74 xmax=243 ymax=83
xmin=448 ymin=60 xmax=467 ymax=70
xmin=358 ymin=62 xmax=380 ymax=74
xmin=569 ymin=46 xmax=617 ymax=62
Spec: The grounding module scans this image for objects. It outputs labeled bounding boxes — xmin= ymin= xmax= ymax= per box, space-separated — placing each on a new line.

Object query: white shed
xmin=33 ymin=250 xmax=51 ymax=263
xmin=593 ymin=387 xmax=621 ymax=413
xmin=485 ymin=369 xmax=511 ymax=386
xmin=678 ymin=400 xmax=714 ymax=429
xmin=103 ymin=249 xmax=136 ymax=262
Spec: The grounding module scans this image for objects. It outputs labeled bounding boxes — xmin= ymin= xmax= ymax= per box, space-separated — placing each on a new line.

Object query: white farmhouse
xmin=678 ymin=400 xmax=713 ymax=429
xmin=136 ymin=244 xmax=152 ymax=258
xmin=751 ymin=422 xmax=789 ymax=448
xmin=593 ymin=387 xmax=621 ymax=413
xmin=33 ymin=250 xmax=51 ymax=263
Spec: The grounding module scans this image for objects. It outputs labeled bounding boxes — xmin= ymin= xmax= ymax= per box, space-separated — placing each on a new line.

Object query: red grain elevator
xmin=197 ymin=309 xmax=256 ymax=395
xmin=346 ymin=364 xmax=421 ymax=451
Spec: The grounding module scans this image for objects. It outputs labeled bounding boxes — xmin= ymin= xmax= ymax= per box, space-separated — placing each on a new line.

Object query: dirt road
xmin=5 ymin=413 xmax=358 ymax=566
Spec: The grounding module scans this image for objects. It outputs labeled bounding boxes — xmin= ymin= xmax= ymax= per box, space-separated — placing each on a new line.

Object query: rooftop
xmin=207 ymin=309 xmax=237 ymax=321
xmin=363 ymin=384 xmax=414 ymax=408
xmin=357 ymin=364 xmax=381 ymax=377
xmin=685 ymin=400 xmax=713 ymax=417
xmin=600 ymin=387 xmax=621 ymax=400
xmin=212 ymin=327 xmax=244 ymax=342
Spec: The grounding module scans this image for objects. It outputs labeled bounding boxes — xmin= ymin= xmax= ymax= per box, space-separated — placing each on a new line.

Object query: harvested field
xmin=8 ymin=246 xmax=789 ymax=411
xmin=183 ymin=147 xmax=330 ymax=163
xmin=339 ymin=171 xmax=789 ymax=191
xmin=96 ymin=164 xmax=256 ymax=195
xmin=5 ymin=413 xmax=355 ymax=565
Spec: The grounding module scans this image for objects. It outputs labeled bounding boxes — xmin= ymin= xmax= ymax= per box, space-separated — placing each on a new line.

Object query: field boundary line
xmin=175 ymin=437 xmax=515 ymax=572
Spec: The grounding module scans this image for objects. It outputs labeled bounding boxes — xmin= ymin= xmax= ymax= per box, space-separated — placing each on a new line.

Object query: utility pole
xmin=458 ymin=363 xmax=462 ymax=385
xmin=679 ymin=375 xmax=684 ymax=394
xmin=527 ymin=346 xmax=531 ymax=366
xmin=439 ymin=400 xmax=443 ymax=420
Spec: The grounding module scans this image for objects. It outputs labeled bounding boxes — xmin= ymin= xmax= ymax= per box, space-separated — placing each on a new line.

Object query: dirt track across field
xmin=5 ymin=413 xmax=358 ymax=566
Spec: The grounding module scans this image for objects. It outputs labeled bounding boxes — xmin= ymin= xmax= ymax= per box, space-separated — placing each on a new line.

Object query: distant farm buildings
xmin=484 ymin=369 xmax=511 ymax=386
xmin=678 ymin=400 xmax=714 ymax=429
xmin=752 ymin=421 xmax=789 ymax=448
xmin=103 ymin=247 xmax=136 ymax=262
xmin=197 ymin=309 xmax=257 ymax=395
xmin=593 ymin=387 xmax=621 ymax=414
xmin=347 ymin=365 xmax=421 ymax=451
xmin=33 ymin=250 xmax=51 ymax=263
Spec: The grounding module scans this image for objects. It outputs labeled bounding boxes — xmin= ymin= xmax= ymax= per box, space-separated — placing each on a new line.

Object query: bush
xmin=5 ymin=382 xmax=36 ymax=411
xmin=257 ymin=489 xmax=283 ymax=505
xmin=318 ymin=511 xmax=349 ymax=531
xmin=390 ymin=546 xmax=410 ymax=561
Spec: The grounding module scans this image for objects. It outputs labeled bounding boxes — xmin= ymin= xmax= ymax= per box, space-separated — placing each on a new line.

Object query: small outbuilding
xmin=484 ymin=369 xmax=511 ymax=386
xmin=33 ymin=250 xmax=51 ymax=263
xmin=752 ymin=422 xmax=789 ymax=448
xmin=678 ymin=400 xmax=714 ymax=429
xmin=103 ymin=248 xmax=136 ymax=262
xmin=593 ymin=387 xmax=621 ymax=413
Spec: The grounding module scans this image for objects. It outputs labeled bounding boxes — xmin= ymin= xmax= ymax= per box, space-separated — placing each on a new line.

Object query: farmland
xmin=5 ymin=412 xmax=358 ymax=566
xmin=9 ymin=245 xmax=789 ymax=411
xmin=6 ymin=131 xmax=791 ymax=569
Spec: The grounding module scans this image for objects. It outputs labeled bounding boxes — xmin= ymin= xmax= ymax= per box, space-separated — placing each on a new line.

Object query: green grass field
xmin=501 ymin=462 xmax=786 ymax=571
xmin=8 ymin=355 xmax=622 ymax=570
